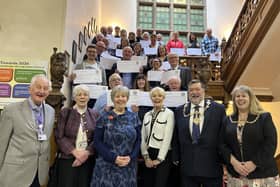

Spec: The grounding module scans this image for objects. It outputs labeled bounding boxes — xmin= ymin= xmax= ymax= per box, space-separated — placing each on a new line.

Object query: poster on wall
xmin=0 ymin=60 xmax=48 ymax=109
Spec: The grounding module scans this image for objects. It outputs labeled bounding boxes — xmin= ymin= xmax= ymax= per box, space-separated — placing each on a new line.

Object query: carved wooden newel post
xmin=46 ymin=48 xmax=67 ymax=163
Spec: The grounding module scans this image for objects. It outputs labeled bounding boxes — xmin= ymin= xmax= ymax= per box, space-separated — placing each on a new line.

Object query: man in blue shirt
xmin=201 ymin=28 xmax=219 ymax=55
xmin=93 ymin=73 xmax=123 ymax=114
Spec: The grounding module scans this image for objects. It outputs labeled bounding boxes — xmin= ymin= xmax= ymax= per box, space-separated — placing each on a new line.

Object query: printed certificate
xmin=187 ymin=48 xmax=202 ymax=56
xmin=147 ymin=70 xmax=163 ymax=81
xmin=117 ymin=61 xmax=141 ymax=73
xmin=107 ymin=89 xmax=140 ymax=106
xmin=131 ymin=55 xmax=148 ymax=66
xmin=164 ymin=91 xmax=188 ymax=107
xmin=100 ymin=57 xmax=118 ymax=69
xmin=160 ymin=70 xmax=181 ymax=84
xmin=87 ymin=85 xmax=108 ymax=99
xmin=160 ymin=61 xmax=171 ymax=70
xmin=73 ymin=69 xmax=102 ymax=84
xmin=144 ymin=47 xmax=157 ymax=55
xmin=170 ymin=48 xmax=185 ymax=56
xmin=115 ymin=49 xmax=123 ymax=57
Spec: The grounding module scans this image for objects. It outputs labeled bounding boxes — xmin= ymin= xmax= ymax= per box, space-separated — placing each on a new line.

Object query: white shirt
xmin=189 ymin=100 xmax=205 ymax=134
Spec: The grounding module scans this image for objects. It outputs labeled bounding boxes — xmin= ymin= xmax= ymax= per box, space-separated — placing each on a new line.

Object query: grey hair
xmin=72 ymin=84 xmax=90 ymax=98
xmin=150 ymin=87 xmax=165 ymax=99
xmin=30 ymin=74 xmax=52 ymax=91
xmin=111 ymin=85 xmax=129 ymax=101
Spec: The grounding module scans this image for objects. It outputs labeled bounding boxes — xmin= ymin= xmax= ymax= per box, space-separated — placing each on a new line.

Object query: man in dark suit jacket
xmin=172 ymin=79 xmax=226 ymax=187
xmin=167 ymin=53 xmax=192 ymax=91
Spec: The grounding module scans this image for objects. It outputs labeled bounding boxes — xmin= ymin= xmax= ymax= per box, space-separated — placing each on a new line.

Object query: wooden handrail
xmin=221 ymin=0 xmax=280 ymax=92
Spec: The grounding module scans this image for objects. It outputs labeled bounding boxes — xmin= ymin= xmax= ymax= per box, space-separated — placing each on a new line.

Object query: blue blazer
xmin=172 ymin=99 xmax=226 ymax=178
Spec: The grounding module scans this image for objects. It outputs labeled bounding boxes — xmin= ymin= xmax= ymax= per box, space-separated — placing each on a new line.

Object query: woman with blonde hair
xmin=220 ymin=85 xmax=279 ymax=187
xmin=141 ymin=87 xmax=174 ymax=187
xmin=166 ymin=31 xmax=185 ymax=53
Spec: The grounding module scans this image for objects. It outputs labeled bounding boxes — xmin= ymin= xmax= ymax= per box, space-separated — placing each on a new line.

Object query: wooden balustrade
xmin=179 ymin=55 xmax=228 ymax=103
xmin=221 ymin=0 xmax=280 ymax=93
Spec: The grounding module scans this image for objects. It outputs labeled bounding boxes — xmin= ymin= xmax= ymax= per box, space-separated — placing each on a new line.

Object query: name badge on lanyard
xmin=38 ymin=123 xmax=47 ymax=141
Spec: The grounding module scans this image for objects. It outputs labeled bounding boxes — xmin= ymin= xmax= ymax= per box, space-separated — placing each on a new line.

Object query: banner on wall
xmin=0 ymin=60 xmax=49 ymax=109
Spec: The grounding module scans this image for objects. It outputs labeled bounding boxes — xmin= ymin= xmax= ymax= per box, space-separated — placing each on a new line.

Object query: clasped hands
xmin=144 ymin=158 xmax=161 ymax=168
xmin=231 ymin=155 xmax=256 ymax=177
xmin=115 ymin=156 xmax=131 ymax=167
xmin=72 ymin=149 xmax=90 ymax=167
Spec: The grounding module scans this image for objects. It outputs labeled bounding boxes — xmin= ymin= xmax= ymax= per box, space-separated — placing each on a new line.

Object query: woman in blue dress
xmin=91 ymin=85 xmax=141 ymax=187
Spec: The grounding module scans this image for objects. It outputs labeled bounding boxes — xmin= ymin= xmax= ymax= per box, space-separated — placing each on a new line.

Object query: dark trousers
xmin=30 ymin=172 xmax=40 ymax=187
xmin=57 ymin=157 xmax=95 ymax=187
xmin=181 ymin=176 xmax=223 ymax=187
xmin=142 ymin=148 xmax=171 ymax=187
xmin=167 ymin=164 xmax=181 ymax=187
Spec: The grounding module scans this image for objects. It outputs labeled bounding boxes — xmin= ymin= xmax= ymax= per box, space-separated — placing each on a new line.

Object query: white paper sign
xmin=160 ymin=70 xmax=181 ymax=84
xmin=160 ymin=61 xmax=171 ymax=70
xmin=147 ymin=70 xmax=164 ymax=81
xmin=107 ymin=89 xmax=140 ymax=106
xmin=209 ymin=52 xmax=222 ymax=62
xmin=138 ymin=91 xmax=153 ymax=106
xmin=170 ymin=48 xmax=185 ymax=56
xmin=108 ymin=41 xmax=117 ymax=49
xmin=136 ymin=91 xmax=188 ymax=107
xmin=73 ymin=69 xmax=102 ymax=84
xmin=187 ymin=48 xmax=202 ymax=56
xmin=115 ymin=49 xmax=123 ymax=57
xmin=100 ymin=57 xmax=118 ymax=70
xmin=144 ymin=47 xmax=157 ymax=55
xmin=140 ymin=40 xmax=150 ymax=48
xmin=117 ymin=61 xmax=140 ymax=73
xmin=131 ymin=55 xmax=148 ymax=66
xmin=164 ymin=91 xmax=188 ymax=107
xmin=113 ymin=37 xmax=121 ymax=45
xmin=86 ymin=85 xmax=108 ymax=99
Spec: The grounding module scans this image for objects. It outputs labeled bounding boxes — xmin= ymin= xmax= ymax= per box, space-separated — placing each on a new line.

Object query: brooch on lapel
xmin=205 ymin=99 xmax=211 ymax=110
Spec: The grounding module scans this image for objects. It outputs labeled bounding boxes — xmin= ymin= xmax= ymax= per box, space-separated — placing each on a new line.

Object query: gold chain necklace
xmin=229 ymin=114 xmax=260 ymax=124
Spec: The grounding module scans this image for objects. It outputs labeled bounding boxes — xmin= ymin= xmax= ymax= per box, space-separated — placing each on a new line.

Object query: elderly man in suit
xmin=172 ymin=79 xmax=226 ymax=187
xmin=167 ymin=53 xmax=192 ymax=91
xmin=0 ymin=74 xmax=55 ymax=187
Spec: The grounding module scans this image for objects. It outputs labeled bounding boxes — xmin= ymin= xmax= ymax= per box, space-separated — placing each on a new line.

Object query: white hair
xmin=30 ymin=74 xmax=51 ymax=91
xmin=72 ymin=84 xmax=90 ymax=98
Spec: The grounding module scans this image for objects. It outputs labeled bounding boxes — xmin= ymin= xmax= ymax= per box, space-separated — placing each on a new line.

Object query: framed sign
xmin=78 ymin=31 xmax=83 ymax=52
xmin=72 ymin=40 xmax=77 ymax=64
xmin=88 ymin=22 xmax=91 ymax=39
xmin=83 ymin=26 xmax=88 ymax=45
xmin=90 ymin=17 xmax=94 ymax=34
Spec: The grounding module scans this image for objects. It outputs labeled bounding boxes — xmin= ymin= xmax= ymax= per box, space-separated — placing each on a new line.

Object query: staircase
xmin=221 ymin=0 xmax=280 ymax=99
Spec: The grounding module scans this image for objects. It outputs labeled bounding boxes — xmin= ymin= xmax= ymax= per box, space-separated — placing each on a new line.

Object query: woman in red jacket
xmin=166 ymin=31 xmax=185 ymax=53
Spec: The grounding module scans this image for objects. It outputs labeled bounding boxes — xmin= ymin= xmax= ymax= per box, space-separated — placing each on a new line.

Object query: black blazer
xmin=178 ymin=66 xmax=192 ymax=91
xmin=220 ymin=112 xmax=278 ymax=178
xmin=172 ymin=99 xmax=226 ymax=178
